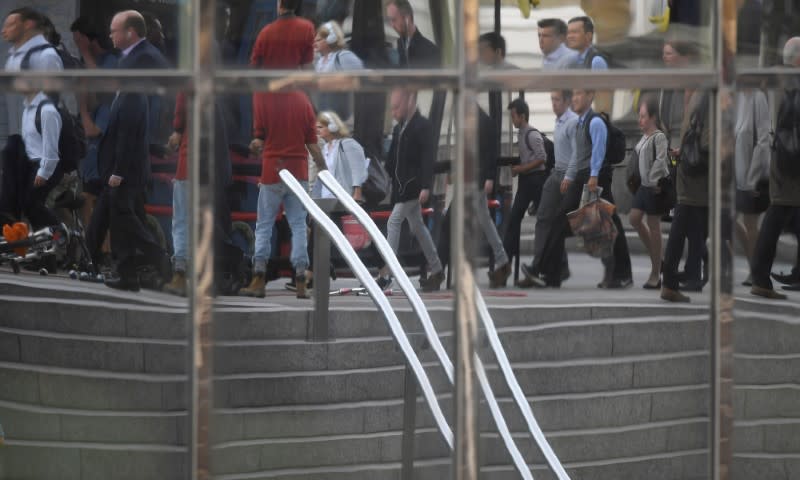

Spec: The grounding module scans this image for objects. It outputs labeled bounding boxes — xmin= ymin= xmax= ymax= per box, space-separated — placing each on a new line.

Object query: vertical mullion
xmin=189 ymin=0 xmax=216 ymax=478
xmin=711 ymin=0 xmax=737 ymax=479
xmin=453 ymin=0 xmax=480 ymax=478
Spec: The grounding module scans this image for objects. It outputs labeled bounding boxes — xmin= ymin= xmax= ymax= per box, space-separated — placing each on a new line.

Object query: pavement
xmin=0 ymin=253 xmax=796 ymax=312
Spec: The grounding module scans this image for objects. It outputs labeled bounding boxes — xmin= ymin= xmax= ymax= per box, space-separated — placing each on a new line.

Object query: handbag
xmin=679 ymin=92 xmax=710 ymax=176
xmin=361 ymin=155 xmax=390 ymax=207
xmin=567 ymin=186 xmax=619 ymax=259
xmin=626 ymin=140 xmax=644 ymax=195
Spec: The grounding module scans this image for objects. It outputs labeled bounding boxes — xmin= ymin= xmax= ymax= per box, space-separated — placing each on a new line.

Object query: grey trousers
xmin=475 ymin=192 xmax=509 ymax=267
xmin=533 ymin=171 xmax=566 ymax=262
xmin=387 ymin=199 xmax=443 ymax=274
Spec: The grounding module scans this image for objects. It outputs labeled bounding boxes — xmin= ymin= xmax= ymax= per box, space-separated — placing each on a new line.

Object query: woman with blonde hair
xmin=311 ymin=110 xmax=368 ymax=201
xmin=314 ymin=20 xmax=363 ymax=120
xmin=291 ymin=111 xmax=368 ymax=292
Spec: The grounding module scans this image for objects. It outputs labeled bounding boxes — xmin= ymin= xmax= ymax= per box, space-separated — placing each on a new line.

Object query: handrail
xmin=317 ymin=171 xmax=533 ymax=480
xmin=317 ymin=171 xmax=453 ymax=384
xmin=477 ymin=291 xmax=571 ymax=480
xmin=278 ymin=170 xmax=453 ymax=449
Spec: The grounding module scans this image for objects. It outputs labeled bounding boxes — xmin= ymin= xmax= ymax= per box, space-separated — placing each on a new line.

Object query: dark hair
xmin=479 ymin=32 xmax=506 ymax=58
xmin=507 ymin=97 xmax=529 ymax=121
xmin=122 ymin=11 xmax=147 ymax=38
xmin=568 ymin=16 xmax=594 ymax=34
xmin=37 ymin=14 xmax=61 ymax=45
xmin=387 ymin=0 xmax=414 ymax=19
xmin=640 ymin=94 xmax=666 ymax=131
xmin=280 ymin=0 xmax=303 ymax=12
xmin=553 ymin=89 xmax=572 ymax=103
xmin=70 ymin=16 xmax=113 ymax=50
xmin=538 ymin=18 xmax=567 ymax=36
xmin=7 ymin=7 xmax=42 ymax=24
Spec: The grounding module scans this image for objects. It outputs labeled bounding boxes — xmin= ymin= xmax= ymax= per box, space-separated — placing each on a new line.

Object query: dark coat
xmin=386 ymin=110 xmax=436 ymax=203
xmin=97 ymin=40 xmax=169 ymax=186
xmin=397 ymin=30 xmax=440 ymax=68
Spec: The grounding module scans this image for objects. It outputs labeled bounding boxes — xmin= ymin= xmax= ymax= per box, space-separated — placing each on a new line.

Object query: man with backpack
xmin=0 ymin=90 xmax=63 ymax=230
xmin=523 ymin=89 xmax=632 ymax=289
xmin=750 ymin=37 xmax=800 ymax=299
xmin=2 ymin=7 xmax=63 ymax=147
xmin=566 ymin=16 xmax=608 ymax=70
xmin=503 ymin=98 xmax=550 ymax=265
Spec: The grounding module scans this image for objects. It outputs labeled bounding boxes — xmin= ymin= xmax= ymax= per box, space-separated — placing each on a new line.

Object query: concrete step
xmin=0 ymin=363 xmax=186 ymax=411
xmin=735 ymin=385 xmax=800 ymax=421
xmin=735 ymin=419 xmax=800 ymax=455
xmin=212 ymin=351 xmax=709 ymax=409
xmin=731 ymin=454 xmax=800 ymax=480
xmin=210 ymin=420 xmax=707 ymax=475
xmin=0 ymin=401 xmax=187 ymax=445
xmin=211 ymin=385 xmax=710 ymax=444
xmin=0 ymin=443 xmax=186 ymax=480
xmin=206 ymin=450 xmax=709 ymax=480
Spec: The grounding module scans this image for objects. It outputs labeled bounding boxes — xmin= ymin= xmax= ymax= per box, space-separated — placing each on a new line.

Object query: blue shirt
xmin=554 ymin=109 xmax=578 ymax=174
xmin=576 ymin=47 xmax=608 ymax=70
xmin=543 ymin=43 xmax=577 ymax=70
xmin=567 ymin=110 xmax=607 ymax=180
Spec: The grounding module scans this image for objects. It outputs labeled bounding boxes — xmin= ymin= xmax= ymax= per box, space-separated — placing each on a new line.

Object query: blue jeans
xmin=253 ymin=181 xmax=309 ymax=275
xmin=171 ymin=179 xmax=189 ymax=272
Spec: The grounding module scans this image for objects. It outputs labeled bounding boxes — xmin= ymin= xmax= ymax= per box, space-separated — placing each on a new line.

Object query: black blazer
xmin=98 ymin=92 xmax=149 ymax=186
xmin=397 ymin=30 xmax=441 ymax=68
xmin=97 ymin=40 xmax=169 ymax=186
xmin=386 ymin=110 xmax=436 ymax=204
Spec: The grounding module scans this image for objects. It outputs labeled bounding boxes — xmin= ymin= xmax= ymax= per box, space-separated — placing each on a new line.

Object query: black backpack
xmin=582 ymin=45 xmax=624 ymax=69
xmin=585 ymin=112 xmax=627 ymax=169
xmin=35 ymin=99 xmax=87 ymax=173
xmin=773 ymin=88 xmax=800 ymax=177
xmin=21 ymin=43 xmax=82 ymax=70
xmin=524 ymin=128 xmax=555 ymax=173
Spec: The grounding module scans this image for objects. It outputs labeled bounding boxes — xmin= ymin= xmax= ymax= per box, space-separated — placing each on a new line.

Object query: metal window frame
xmin=3 ymin=0 xmax=787 ymax=478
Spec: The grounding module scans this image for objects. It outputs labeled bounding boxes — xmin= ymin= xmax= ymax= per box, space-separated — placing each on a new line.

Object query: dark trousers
xmin=752 ymin=205 xmax=800 ymax=289
xmin=598 ymin=173 xmax=632 ymax=282
xmin=536 ymin=170 xmax=631 ymax=285
xmin=87 ymin=184 xmax=166 ymax=277
xmin=0 ymin=135 xmax=64 ymax=230
xmin=503 ymin=171 xmax=547 ymax=257
xmin=663 ymin=204 xmax=709 ymax=290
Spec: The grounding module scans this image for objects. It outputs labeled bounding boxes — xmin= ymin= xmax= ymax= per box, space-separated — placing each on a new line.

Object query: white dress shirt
xmin=21 ymin=92 xmax=62 ymax=180
xmin=4 ymin=35 xmax=63 ymax=142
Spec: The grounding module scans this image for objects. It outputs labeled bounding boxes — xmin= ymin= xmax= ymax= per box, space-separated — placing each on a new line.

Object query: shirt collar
xmin=121 ymin=38 xmax=145 ymax=58
xmin=23 ymin=91 xmax=49 ymax=109
xmin=578 ymin=109 xmax=592 ymax=125
xmin=544 ymin=43 xmax=567 ymax=62
xmin=556 ymin=108 xmax=575 ymax=124
xmin=8 ymin=34 xmax=48 ymax=56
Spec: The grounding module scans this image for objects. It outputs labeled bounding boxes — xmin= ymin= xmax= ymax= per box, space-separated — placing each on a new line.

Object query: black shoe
xmin=741 ymin=274 xmax=753 ymax=287
xmin=605 ymin=278 xmax=633 ymax=289
xmin=104 ymin=275 xmax=140 ymax=292
xmin=376 ymin=276 xmax=393 ymax=290
xmin=772 ymin=270 xmax=800 ymax=286
xmin=560 ymin=268 xmax=571 ymax=282
xmin=679 ymin=281 xmax=704 ymax=292
xmin=420 ymin=271 xmax=445 ymax=292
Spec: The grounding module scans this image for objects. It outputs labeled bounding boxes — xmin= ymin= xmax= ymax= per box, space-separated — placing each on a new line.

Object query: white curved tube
xmin=280 ymin=170 xmax=453 ymax=448
xmin=477 ymin=290 xmax=571 ymax=480
xmin=318 ymin=170 xmax=533 ymax=478
xmin=317 ymin=171 xmax=454 ymax=384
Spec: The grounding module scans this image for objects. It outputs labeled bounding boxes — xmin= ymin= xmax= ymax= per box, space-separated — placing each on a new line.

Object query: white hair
xmin=783 ymin=37 xmax=800 ymax=66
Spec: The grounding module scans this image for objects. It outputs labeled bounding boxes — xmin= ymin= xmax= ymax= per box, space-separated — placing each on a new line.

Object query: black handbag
xmin=680 ymin=92 xmax=710 ymax=176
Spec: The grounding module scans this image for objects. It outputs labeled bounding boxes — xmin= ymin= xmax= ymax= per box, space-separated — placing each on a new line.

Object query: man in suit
xmin=85 ymin=10 xmax=170 ymax=291
xmin=385 ymin=0 xmax=440 ymax=68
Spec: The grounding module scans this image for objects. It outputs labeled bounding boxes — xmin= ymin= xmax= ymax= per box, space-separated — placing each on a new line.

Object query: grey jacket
xmin=734 ymin=90 xmax=771 ymax=192
xmin=312 ymin=137 xmax=368 ymax=198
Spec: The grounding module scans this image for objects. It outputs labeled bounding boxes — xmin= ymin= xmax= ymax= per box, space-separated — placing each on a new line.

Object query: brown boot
xmin=751 ymin=285 xmax=788 ymax=300
xmin=239 ymin=273 xmax=266 ymax=298
xmin=295 ymin=273 xmax=308 ymax=299
xmin=488 ymin=262 xmax=511 ymax=289
xmin=660 ymin=287 xmax=691 ymax=303
xmin=421 ymin=271 xmax=445 ymax=292
xmin=163 ymin=271 xmax=187 ymax=297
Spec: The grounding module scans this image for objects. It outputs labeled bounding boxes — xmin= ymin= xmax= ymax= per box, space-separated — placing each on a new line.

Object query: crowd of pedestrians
xmin=1 ymin=1 xmax=798 ymax=303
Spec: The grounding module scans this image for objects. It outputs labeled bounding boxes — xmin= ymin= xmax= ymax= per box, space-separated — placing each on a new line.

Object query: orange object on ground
xmin=3 ymin=222 xmax=29 ymax=256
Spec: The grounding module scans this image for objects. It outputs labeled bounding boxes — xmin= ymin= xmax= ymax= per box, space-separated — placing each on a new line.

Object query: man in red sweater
xmin=250 ymin=0 xmax=315 ymax=69
xmin=240 ymin=89 xmax=326 ymax=299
